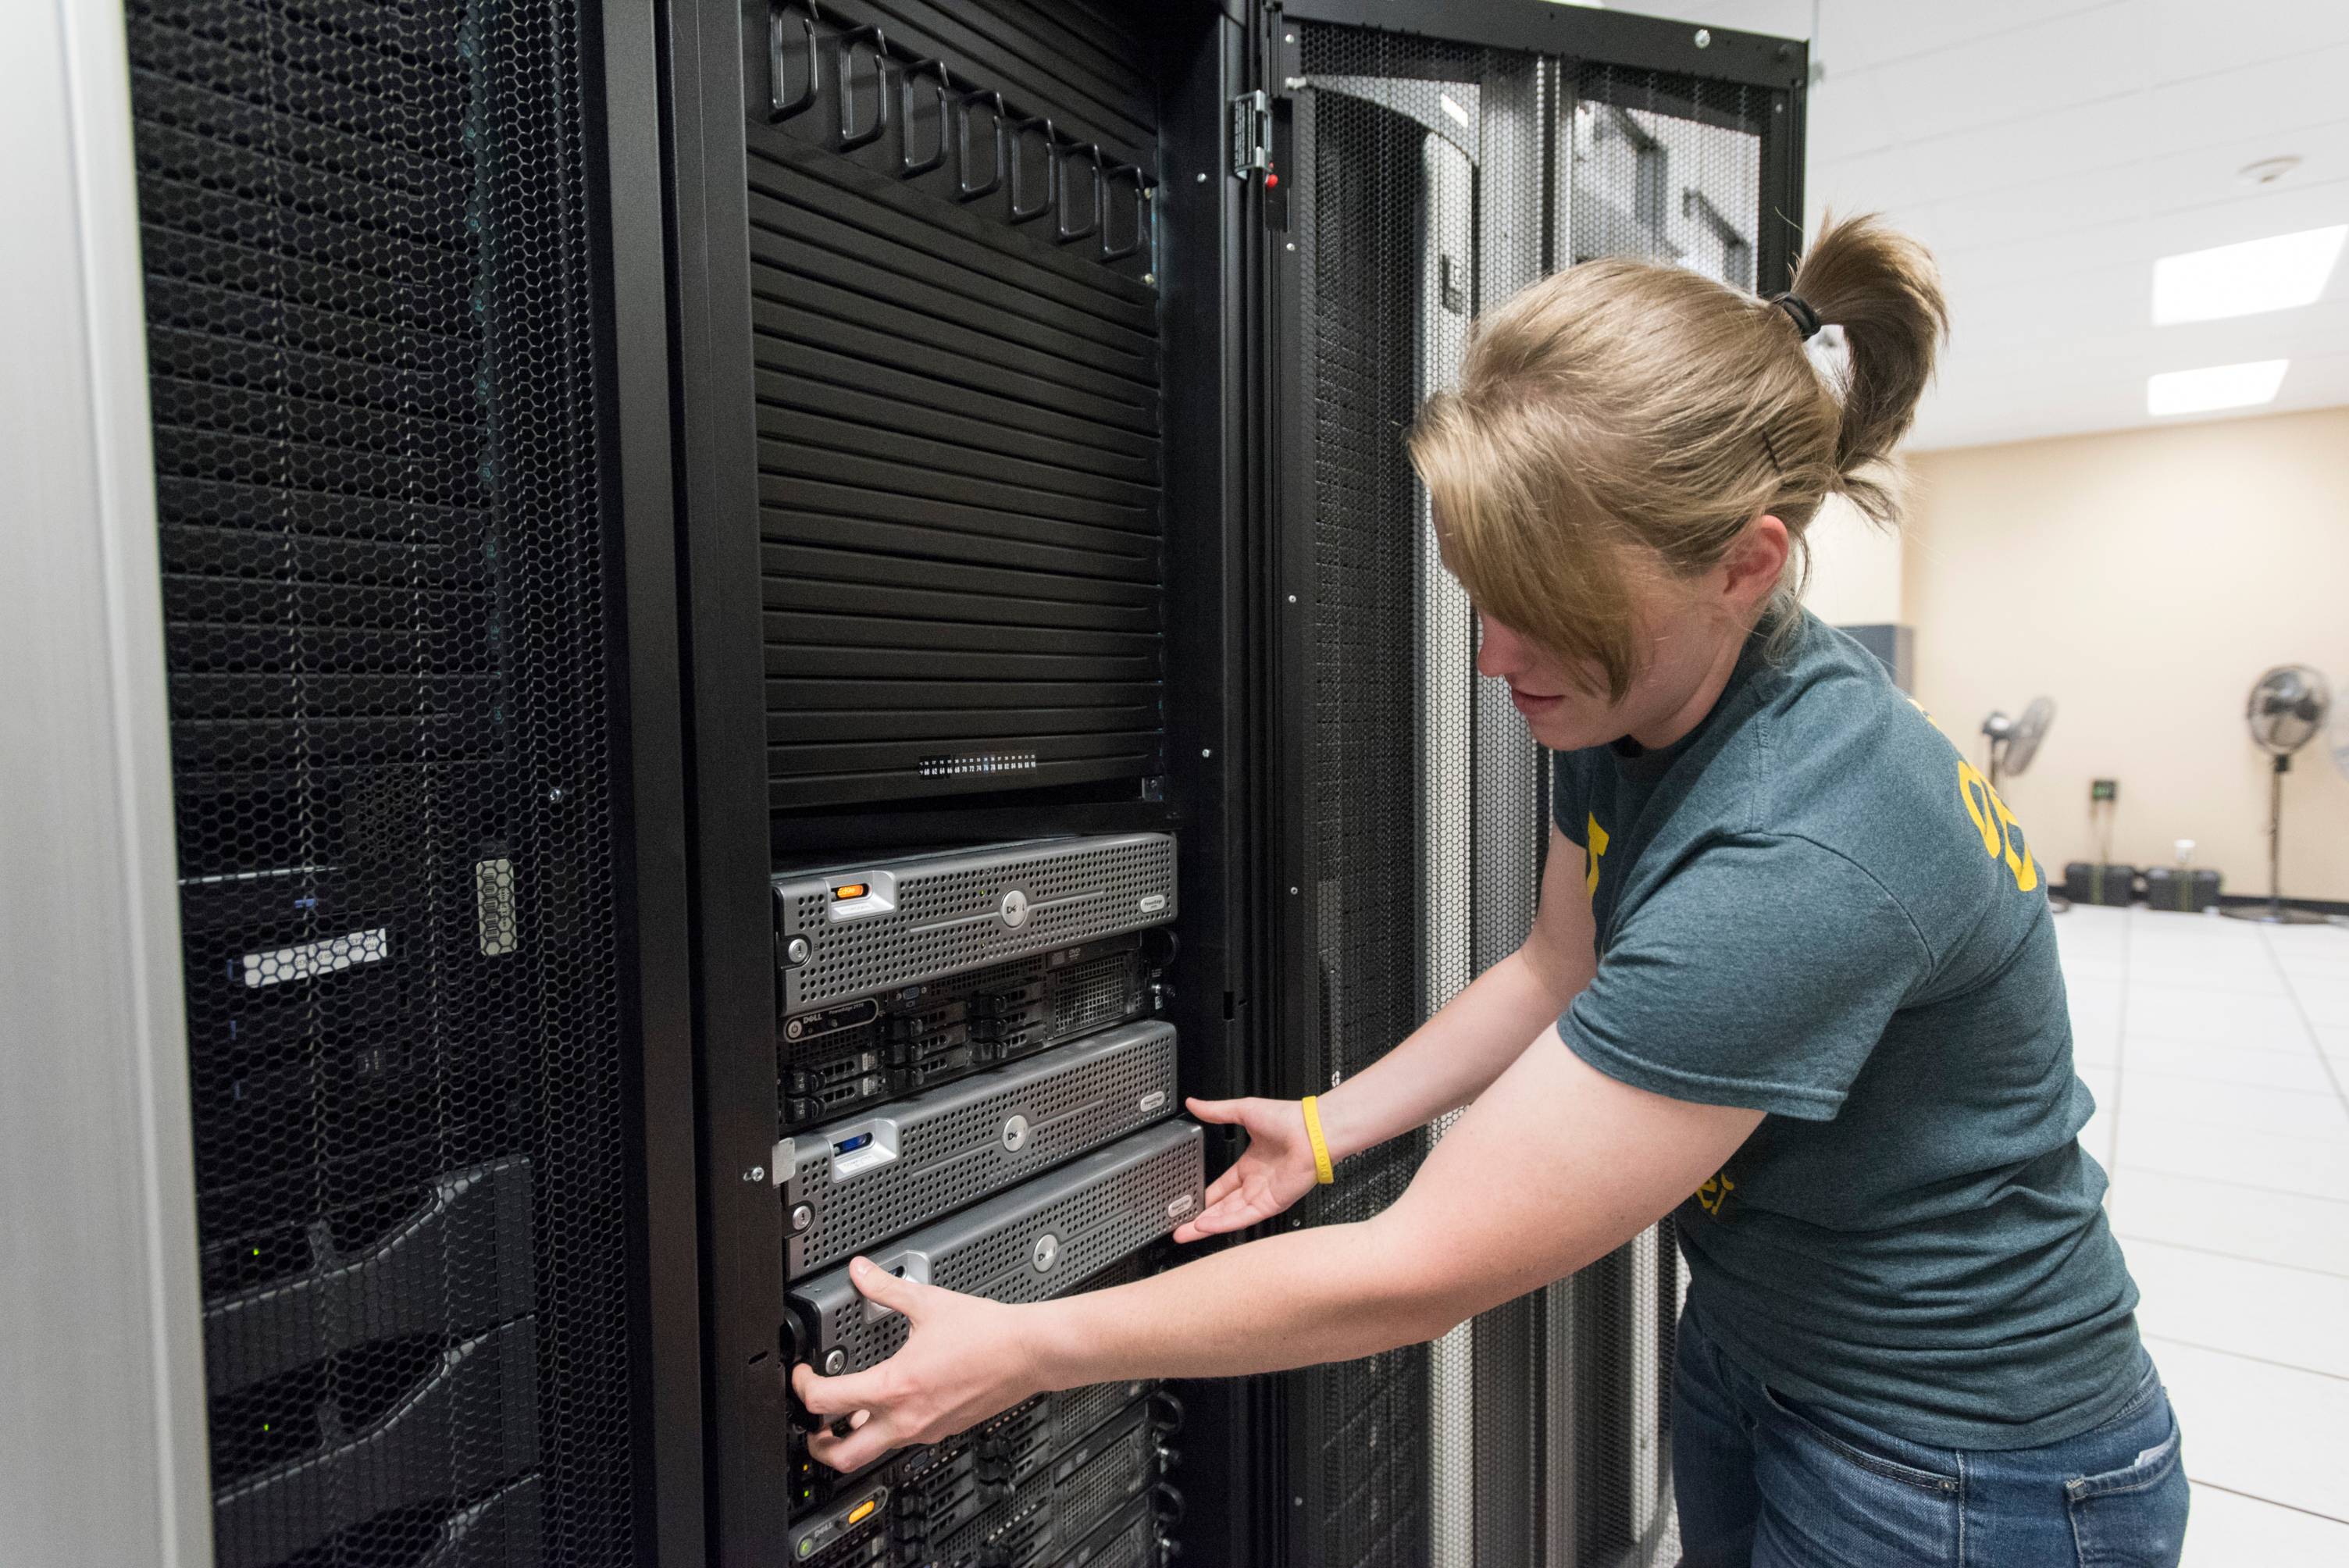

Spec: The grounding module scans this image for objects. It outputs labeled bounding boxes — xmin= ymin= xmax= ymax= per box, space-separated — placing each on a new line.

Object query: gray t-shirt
xmin=1554 ymin=611 xmax=2144 ymax=1451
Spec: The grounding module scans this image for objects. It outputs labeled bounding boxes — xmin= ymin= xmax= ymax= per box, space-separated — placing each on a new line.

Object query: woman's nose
xmin=1476 ymin=615 xmax=1521 ymax=679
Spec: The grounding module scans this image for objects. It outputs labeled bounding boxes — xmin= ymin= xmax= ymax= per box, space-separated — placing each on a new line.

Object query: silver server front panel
xmin=780 ymin=1020 xmax=1181 ymax=1277
xmin=776 ymin=834 xmax=1178 ymax=1015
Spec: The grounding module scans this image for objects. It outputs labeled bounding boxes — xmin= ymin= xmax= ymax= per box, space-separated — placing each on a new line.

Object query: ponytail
xmin=1784 ymin=212 xmax=1949 ymax=526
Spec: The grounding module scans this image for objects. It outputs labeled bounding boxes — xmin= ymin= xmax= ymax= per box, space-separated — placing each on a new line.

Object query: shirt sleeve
xmin=1559 ymin=833 xmax=1932 ymax=1121
xmin=1551 ymin=750 xmax=1586 ymax=850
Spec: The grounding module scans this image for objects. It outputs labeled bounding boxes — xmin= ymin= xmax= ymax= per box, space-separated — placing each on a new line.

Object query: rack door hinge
xmin=1230 ymin=89 xmax=1270 ymax=179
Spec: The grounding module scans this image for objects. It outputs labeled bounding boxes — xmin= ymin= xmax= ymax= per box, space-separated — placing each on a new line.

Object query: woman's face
xmin=1474 ymin=568 xmax=1748 ymax=754
xmin=1451 ymin=513 xmax=1789 ymax=754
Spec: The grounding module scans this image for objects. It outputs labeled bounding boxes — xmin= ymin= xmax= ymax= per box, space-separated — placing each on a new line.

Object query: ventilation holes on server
xmin=918 ymin=752 xmax=1040 ymax=779
xmin=802 ymin=1032 xmax=1175 ymax=1270
xmin=783 ymin=838 xmax=1172 ymax=1010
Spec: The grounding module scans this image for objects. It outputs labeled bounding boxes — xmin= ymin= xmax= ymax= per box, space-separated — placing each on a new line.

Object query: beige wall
xmin=1902 ymin=408 xmax=2349 ymax=902
xmin=1804 ymin=494 xmax=1906 ymax=627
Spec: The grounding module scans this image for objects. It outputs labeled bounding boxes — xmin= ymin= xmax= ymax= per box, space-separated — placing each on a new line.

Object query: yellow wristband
xmin=1300 ymin=1096 xmax=1335 ymax=1186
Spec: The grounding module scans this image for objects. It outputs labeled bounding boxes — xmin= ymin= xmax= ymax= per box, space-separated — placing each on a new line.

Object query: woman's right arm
xmin=1174 ymin=823 xmax=1598 ymax=1242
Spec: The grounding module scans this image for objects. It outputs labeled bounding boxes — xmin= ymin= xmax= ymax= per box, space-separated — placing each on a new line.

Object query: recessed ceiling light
xmin=2237 ymin=155 xmax=2301 ymax=187
xmin=2151 ymin=225 xmax=2346 ymax=325
xmin=2146 ymin=359 xmax=2289 ymax=417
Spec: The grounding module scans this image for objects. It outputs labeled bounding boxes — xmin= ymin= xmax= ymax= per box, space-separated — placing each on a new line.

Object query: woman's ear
xmin=1722 ymin=515 xmax=1791 ymax=612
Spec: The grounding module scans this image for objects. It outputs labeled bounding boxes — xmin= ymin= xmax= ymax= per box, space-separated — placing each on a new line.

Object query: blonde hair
xmin=1408 ymin=213 xmax=1948 ymax=701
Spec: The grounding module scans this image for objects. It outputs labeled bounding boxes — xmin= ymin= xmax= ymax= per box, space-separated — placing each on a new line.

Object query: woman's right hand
xmin=1171 ymin=1096 xmax=1324 ymax=1243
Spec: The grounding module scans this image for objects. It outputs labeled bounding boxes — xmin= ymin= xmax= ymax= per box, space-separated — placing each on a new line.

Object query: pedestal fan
xmin=2225 ymin=664 xmax=2333 ymax=925
xmin=1981 ymin=697 xmax=2055 ymax=791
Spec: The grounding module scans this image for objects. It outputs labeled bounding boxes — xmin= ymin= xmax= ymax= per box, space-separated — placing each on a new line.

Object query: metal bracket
xmin=1230 ymin=89 xmax=1269 ymax=179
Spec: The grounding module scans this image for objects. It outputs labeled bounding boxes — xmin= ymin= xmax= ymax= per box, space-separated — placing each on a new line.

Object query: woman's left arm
xmin=793 ymin=1025 xmax=1761 ymax=1472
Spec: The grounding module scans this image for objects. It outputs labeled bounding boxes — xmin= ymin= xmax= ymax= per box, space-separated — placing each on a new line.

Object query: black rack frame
xmin=657 ymin=4 xmax=1278 ymax=1562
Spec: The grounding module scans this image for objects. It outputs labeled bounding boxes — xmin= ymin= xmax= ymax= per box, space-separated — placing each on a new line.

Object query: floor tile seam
xmin=2115 ymin=1231 xmax=2349 ymax=1282
xmin=2144 ymin=1331 xmax=2349 ymax=1388
xmin=2122 ymin=1062 xmax=2349 ymax=1099
xmin=2108 ymin=1106 xmax=2349 ymax=1140
xmin=2105 ymin=908 xmax=2133 ymax=1201
xmin=2261 ymin=927 xmax=2349 ymax=1120
xmin=2184 ymin=1478 xmax=2349 ymax=1530
xmin=2116 ymin=1062 xmax=2342 ymax=1094
xmin=2115 ymin=1163 xmax=2349 ymax=1205
xmin=2118 ymin=1153 xmax=2349 ymax=1197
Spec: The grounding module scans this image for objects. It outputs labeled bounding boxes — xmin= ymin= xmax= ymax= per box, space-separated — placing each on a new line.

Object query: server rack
xmin=85 ymin=1 xmax=1802 ymax=1565
xmin=111 ymin=0 xmax=703 ymax=1563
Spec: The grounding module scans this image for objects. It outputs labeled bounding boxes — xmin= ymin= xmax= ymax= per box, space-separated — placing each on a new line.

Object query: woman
xmin=792 ymin=215 xmax=2188 ymax=1567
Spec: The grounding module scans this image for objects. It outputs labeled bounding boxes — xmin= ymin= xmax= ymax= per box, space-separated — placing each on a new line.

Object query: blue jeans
xmin=1672 ymin=1308 xmax=2188 ymax=1567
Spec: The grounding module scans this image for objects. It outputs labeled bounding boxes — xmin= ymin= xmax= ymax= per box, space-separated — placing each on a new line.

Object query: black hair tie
xmin=1772 ymin=293 xmax=1822 ymax=340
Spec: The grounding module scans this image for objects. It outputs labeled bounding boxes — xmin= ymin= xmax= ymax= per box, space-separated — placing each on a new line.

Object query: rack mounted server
xmin=787 ymin=1121 xmax=1203 ymax=1384
xmin=779 ymin=1018 xmax=1181 ymax=1277
xmin=776 ymin=836 xmax=1177 ymax=1129
xmin=794 ymin=1385 xmax=1178 ymax=1568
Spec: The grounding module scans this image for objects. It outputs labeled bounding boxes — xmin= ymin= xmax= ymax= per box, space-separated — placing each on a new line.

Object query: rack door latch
xmin=1230 ymin=89 xmax=1270 ymax=180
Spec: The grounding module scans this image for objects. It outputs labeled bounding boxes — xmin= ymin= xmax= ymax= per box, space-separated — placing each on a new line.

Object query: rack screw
xmin=1694 ymin=28 xmax=1712 ymax=47
xmin=1285 ymin=32 xmax=1295 ymax=43
xmin=1143 ymin=273 xmax=1157 ymax=284
xmin=547 ymin=786 xmax=566 ymax=804
xmin=1196 ymin=172 xmax=1208 ymax=183
xmin=1289 ymin=886 xmax=1299 ymax=896
xmin=1286 ymin=593 xmax=1297 ymax=603
xmin=744 ymin=1166 xmax=765 ymax=1183
xmin=1200 ymin=748 xmax=1212 ymax=758
xmin=1285 ymin=241 xmax=1296 ymax=251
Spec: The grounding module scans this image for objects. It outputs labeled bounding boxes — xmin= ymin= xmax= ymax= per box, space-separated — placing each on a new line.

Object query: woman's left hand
xmin=792 ymin=1256 xmax=1049 ymax=1474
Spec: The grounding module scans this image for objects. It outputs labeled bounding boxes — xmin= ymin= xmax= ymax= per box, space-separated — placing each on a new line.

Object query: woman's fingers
xmin=843 ymin=1256 xmax=932 ymax=1319
xmin=1198 ymin=1163 xmax=1246 ymax=1213
xmin=807 ymin=1411 xmax=902 ymax=1474
xmin=1173 ymin=1182 xmax=1272 ymax=1242
xmin=1184 ymin=1096 xmax=1249 ymax=1126
xmin=793 ymin=1360 xmax=883 ymax=1417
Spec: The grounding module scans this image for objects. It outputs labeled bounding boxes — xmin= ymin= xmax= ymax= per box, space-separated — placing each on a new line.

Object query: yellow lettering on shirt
xmin=1955 ymin=757 xmax=2041 ymax=895
xmin=1585 ymin=813 xmax=1610 ymax=900
xmin=1696 ymin=1172 xmax=1736 ymax=1218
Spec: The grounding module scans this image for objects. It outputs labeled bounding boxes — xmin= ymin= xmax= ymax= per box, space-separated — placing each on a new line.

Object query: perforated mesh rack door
xmin=124 ymin=0 xmax=638 ymax=1561
xmin=1553 ymin=58 xmax=1783 ymax=1568
xmin=1272 ymin=12 xmax=1802 ymax=1567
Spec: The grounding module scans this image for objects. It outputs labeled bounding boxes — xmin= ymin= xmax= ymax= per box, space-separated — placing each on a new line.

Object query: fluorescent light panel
xmin=2145 ymin=359 xmax=2288 ymax=416
xmin=2151 ymin=225 xmax=2346 ymax=325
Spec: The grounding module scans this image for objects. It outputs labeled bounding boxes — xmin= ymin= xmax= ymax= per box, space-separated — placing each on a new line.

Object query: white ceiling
xmin=1593 ymin=0 xmax=2349 ymax=450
